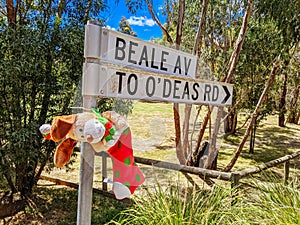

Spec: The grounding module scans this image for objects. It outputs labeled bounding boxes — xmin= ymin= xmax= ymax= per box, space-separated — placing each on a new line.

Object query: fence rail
xmin=41 ymin=150 xmax=300 ymax=196
xmin=95 ymin=150 xmax=300 ymax=191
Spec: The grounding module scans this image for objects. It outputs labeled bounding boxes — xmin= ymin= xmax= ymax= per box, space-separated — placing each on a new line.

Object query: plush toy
xmin=39 ymin=109 xmax=145 ymax=199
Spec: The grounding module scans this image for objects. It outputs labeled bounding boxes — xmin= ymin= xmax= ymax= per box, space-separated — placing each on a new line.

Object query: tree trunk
xmin=278 ymin=73 xmax=288 ymax=127
xmin=194 ymin=107 xmax=210 ymax=153
xmin=225 ymin=1 xmax=253 ymax=84
xmin=224 ymin=108 xmax=238 ymax=134
xmin=182 ymin=0 xmax=209 ymax=161
xmin=204 ymin=0 xmax=253 ymax=169
xmin=193 ymin=0 xmax=208 ymax=57
xmin=204 ymin=107 xmax=224 ymax=169
xmin=174 ymin=103 xmax=185 ymax=164
xmin=175 ymin=0 xmax=185 ymax=47
xmin=6 ymin=0 xmax=17 ymax=27
xmin=287 ymin=85 xmax=300 ymax=124
xmin=249 ymin=119 xmax=257 ymax=154
xmin=182 ymin=104 xmax=192 ymax=158
xmin=295 ymin=111 xmax=300 ymax=124
xmin=145 ymin=0 xmax=174 ymax=44
xmin=181 ymin=0 xmax=209 ymax=166
xmin=172 ymin=0 xmax=186 ymax=164
xmin=224 ymin=56 xmax=281 ymax=172
xmin=38 ymin=1 xmax=64 ymax=124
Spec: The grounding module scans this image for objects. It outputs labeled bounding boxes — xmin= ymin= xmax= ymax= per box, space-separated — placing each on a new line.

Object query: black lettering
xmin=184 ymin=57 xmax=192 ymax=75
xmin=128 ymin=41 xmax=138 ymax=64
xmin=173 ymin=56 xmax=181 ymax=74
xmin=182 ymin=82 xmax=190 ymax=100
xmin=204 ymin=84 xmax=211 ymax=101
xmin=212 ymin=85 xmax=219 ymax=101
xmin=192 ymin=83 xmax=199 ymax=100
xmin=115 ymin=37 xmax=126 ymax=60
xmin=163 ymin=79 xmax=172 ymax=98
xmin=127 ymin=74 xmax=138 ymax=95
xmin=146 ymin=76 xmax=156 ymax=97
xmin=173 ymin=80 xmax=181 ymax=99
xmin=116 ymin=71 xmax=126 ymax=93
xmin=151 ymin=48 xmax=159 ymax=69
xmin=160 ymin=51 xmax=169 ymax=71
xmin=138 ymin=45 xmax=149 ymax=67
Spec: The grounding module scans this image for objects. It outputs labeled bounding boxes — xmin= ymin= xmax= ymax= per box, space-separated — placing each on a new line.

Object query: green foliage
xmin=97 ymin=98 xmax=134 ymax=117
xmin=110 ymin=183 xmax=238 ymax=225
xmin=124 ymin=0 xmax=145 ymax=14
xmin=0 ymin=0 xmax=106 ymax=197
xmin=166 ymin=0 xmax=247 ymax=76
xmin=164 ymin=0 xmax=298 ymax=129
xmin=109 ymin=177 xmax=300 ymax=225
xmin=234 ymin=19 xmax=280 ymax=119
xmin=241 ymin=176 xmax=300 ymax=224
xmin=118 ymin=16 xmax=137 ymax=37
xmin=256 ymin=0 xmax=300 ymax=47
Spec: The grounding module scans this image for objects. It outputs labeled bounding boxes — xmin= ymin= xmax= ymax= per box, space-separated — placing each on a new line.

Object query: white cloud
xmin=105 ymin=25 xmax=116 ymax=31
xmin=127 ymin=16 xmax=156 ymax=27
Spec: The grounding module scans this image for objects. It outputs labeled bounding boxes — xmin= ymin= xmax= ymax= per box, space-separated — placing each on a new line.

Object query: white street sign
xmin=82 ymin=63 xmax=233 ymax=106
xmin=85 ymin=25 xmax=198 ymax=78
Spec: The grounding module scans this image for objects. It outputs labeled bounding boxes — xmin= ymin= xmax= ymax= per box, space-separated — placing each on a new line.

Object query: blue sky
xmin=102 ymin=0 xmax=166 ymax=41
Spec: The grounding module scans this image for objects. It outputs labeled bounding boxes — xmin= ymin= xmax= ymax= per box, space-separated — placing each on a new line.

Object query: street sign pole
xmin=77 ymin=20 xmax=101 ymax=225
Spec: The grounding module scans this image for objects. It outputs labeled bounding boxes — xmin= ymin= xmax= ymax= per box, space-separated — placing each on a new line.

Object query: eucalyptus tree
xmin=255 ymin=0 xmax=300 ymax=127
xmin=224 ymin=0 xmax=299 ymax=169
xmin=158 ymin=0 xmax=252 ymax=168
xmin=286 ymin=49 xmax=300 ymax=124
xmin=233 ymin=20 xmax=283 ymax=154
xmin=118 ymin=16 xmax=137 ymax=36
xmin=0 ymin=0 xmax=106 ymax=217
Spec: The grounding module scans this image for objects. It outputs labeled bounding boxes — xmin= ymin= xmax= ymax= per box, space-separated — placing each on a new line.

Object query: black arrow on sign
xmin=222 ymin=86 xmax=231 ymax=104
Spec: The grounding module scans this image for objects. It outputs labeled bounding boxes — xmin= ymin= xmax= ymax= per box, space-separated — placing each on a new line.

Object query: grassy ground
xmin=1 ymin=101 xmax=300 ymax=224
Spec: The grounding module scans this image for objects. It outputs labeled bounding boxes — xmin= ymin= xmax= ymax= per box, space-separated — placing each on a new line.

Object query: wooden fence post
xmin=231 ymin=172 xmax=240 ymax=205
xmin=284 ymin=160 xmax=290 ymax=185
xmin=231 ymin=172 xmax=240 ymax=189
xmin=102 ymin=152 xmax=108 ymax=191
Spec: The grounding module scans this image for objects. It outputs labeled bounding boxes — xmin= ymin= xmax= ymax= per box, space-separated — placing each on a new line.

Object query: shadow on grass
xmin=0 ymin=185 xmax=128 ymax=225
xmin=237 ymin=124 xmax=300 ymax=164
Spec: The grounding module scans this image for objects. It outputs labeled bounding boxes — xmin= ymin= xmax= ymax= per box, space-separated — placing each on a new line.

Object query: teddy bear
xmin=39 ymin=109 xmax=145 ymax=199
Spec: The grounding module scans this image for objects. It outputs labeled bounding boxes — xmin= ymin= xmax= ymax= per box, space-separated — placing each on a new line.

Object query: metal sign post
xmin=77 ymin=20 xmax=101 ymax=225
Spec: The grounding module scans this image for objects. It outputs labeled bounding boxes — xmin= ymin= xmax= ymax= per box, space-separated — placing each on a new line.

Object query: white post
xmin=77 ymin=20 xmax=101 ymax=225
